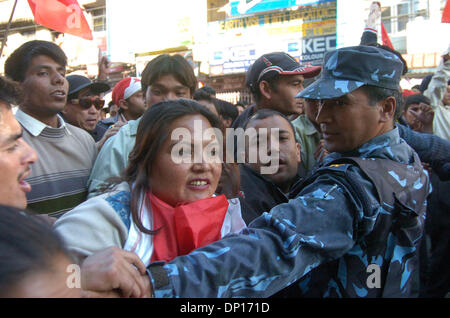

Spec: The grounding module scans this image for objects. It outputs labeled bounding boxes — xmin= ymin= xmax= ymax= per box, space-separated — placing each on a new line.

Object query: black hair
xmin=420 ymin=75 xmax=450 ymax=93
xmin=213 ymin=98 xmax=239 ymax=123
xmin=0 ymin=205 xmax=73 ymax=296
xmin=0 ymin=76 xmax=22 ymax=107
xmin=419 ymin=75 xmax=433 ymax=93
xmin=243 ymin=108 xmax=297 ymax=139
xmin=193 ymin=89 xmax=221 ymax=115
xmin=193 ymin=89 xmax=214 ymax=102
xmin=4 ymin=40 xmax=68 ymax=83
xmin=197 ymin=85 xmax=216 ymax=97
xmin=359 ymin=85 xmax=403 ymax=121
xmin=141 ymin=54 xmax=197 ymax=97
xmin=235 ymin=100 xmax=248 ymax=107
xmin=403 ymin=94 xmax=431 ymax=111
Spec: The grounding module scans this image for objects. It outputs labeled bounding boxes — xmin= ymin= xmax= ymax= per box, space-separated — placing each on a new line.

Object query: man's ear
xmin=118 ymin=99 xmax=128 ymax=110
xmin=379 ymin=96 xmax=396 ymax=123
xmin=259 ymin=80 xmax=273 ymax=100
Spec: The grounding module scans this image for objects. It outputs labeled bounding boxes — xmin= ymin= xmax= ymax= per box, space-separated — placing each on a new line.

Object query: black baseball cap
xmin=67 ymin=75 xmax=110 ymax=99
xmin=297 ymin=45 xmax=403 ymax=100
xmin=245 ymin=52 xmax=322 ymax=92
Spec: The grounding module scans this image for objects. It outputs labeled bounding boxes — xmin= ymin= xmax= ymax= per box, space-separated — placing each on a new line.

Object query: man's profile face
xmin=21 ymin=55 xmax=68 ymax=117
xmin=0 ymin=103 xmax=38 ymax=209
xmin=267 ymin=74 xmax=305 ymax=116
xmin=315 ymin=87 xmax=386 ymax=153
xmin=109 ymin=104 xmax=119 ymax=117
xmin=125 ymin=90 xmax=146 ymax=119
xmin=303 ymin=99 xmax=321 ymax=132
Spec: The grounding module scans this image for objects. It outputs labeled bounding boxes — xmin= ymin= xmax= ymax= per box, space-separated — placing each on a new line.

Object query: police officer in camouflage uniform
xmin=82 ymin=46 xmax=432 ymax=298
xmin=141 ymin=46 xmax=431 ymax=298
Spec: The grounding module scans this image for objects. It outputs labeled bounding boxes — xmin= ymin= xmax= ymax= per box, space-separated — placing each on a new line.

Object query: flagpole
xmin=0 ymin=0 xmax=19 ymax=59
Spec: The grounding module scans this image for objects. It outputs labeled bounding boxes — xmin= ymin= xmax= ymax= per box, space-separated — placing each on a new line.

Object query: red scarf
xmin=148 ymin=192 xmax=229 ymax=263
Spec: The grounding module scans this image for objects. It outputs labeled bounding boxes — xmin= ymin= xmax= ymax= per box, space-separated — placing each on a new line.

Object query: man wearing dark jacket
xmin=238 ymin=109 xmax=305 ymax=224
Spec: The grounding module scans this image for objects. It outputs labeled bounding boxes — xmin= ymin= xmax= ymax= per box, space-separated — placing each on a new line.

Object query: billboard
xmin=228 ymin=0 xmax=335 ymax=16
xmin=208 ymin=1 xmax=336 ymax=76
xmin=301 ymin=34 xmax=336 ymax=63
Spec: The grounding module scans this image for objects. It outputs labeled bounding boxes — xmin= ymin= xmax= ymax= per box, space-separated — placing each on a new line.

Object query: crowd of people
xmin=0 ymin=3 xmax=449 ymax=298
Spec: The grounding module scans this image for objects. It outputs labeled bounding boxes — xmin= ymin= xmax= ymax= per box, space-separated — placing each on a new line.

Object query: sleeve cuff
xmin=146 ymin=262 xmax=175 ymax=298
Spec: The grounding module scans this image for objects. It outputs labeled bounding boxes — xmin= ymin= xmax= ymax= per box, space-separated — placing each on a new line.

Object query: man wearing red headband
xmin=98 ymin=77 xmax=146 ymax=132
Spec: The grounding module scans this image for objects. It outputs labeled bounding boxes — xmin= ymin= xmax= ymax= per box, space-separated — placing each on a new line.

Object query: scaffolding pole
xmin=0 ymin=0 xmax=19 ymax=58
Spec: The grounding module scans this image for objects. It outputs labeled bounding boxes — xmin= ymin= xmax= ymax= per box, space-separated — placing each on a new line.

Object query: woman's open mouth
xmin=187 ymin=179 xmax=210 ymax=190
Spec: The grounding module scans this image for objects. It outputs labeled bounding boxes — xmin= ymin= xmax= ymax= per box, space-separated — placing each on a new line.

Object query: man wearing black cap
xmin=4 ymin=40 xmax=97 ymax=218
xmin=62 ymin=74 xmax=110 ymax=142
xmin=232 ymin=52 xmax=321 ymax=129
xmin=79 ymin=45 xmax=431 ymax=298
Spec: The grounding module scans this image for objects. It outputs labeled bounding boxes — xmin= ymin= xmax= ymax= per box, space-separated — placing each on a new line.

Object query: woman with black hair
xmin=54 ymin=99 xmax=245 ymax=270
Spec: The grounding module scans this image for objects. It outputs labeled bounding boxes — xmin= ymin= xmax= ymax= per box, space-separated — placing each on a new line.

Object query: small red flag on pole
xmin=442 ymin=0 xmax=450 ymax=23
xmin=381 ymin=22 xmax=394 ymax=49
xmin=27 ymin=0 xmax=93 ymax=40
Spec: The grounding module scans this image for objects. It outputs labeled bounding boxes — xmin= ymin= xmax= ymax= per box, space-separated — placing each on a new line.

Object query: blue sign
xmin=301 ymin=34 xmax=336 ymax=65
xmin=229 ymin=0 xmax=333 ymax=16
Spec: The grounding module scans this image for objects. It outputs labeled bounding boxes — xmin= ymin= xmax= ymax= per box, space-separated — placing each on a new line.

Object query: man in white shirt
xmin=4 ymin=40 xmax=97 ymax=217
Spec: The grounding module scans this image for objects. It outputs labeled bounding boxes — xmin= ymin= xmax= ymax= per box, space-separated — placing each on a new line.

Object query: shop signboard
xmin=208 ymin=1 xmax=336 ymax=75
xmin=227 ymin=0 xmax=335 ymax=16
xmin=301 ymin=33 xmax=336 ymax=65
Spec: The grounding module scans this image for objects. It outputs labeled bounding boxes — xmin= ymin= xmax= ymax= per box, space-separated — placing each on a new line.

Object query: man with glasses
xmin=4 ymin=40 xmax=97 ymax=218
xmin=63 ymin=75 xmax=110 ymax=143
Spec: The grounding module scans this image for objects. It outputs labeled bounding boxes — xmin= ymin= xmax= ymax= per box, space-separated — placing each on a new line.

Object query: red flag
xmin=381 ymin=22 xmax=394 ymax=49
xmin=443 ymin=0 xmax=450 ymax=23
xmin=27 ymin=0 xmax=93 ymax=40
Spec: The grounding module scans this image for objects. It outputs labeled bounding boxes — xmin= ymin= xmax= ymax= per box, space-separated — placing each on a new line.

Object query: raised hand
xmin=409 ymin=102 xmax=434 ymax=133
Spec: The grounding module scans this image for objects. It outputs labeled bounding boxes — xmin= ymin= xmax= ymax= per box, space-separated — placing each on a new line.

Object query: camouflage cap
xmin=297 ymin=45 xmax=403 ymax=100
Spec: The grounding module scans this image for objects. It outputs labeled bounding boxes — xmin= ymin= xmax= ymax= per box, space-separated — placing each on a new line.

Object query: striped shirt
xmin=15 ymin=109 xmax=98 ymax=217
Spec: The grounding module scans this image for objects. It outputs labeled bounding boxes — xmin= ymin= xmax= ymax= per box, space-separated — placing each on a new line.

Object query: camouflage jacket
xmin=148 ymin=128 xmax=431 ymax=298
